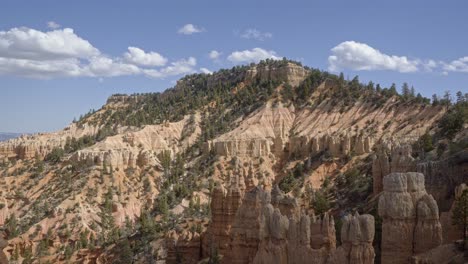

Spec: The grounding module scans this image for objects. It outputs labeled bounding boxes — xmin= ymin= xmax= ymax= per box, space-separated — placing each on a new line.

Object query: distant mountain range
xmin=0 ymin=132 xmax=22 ymax=142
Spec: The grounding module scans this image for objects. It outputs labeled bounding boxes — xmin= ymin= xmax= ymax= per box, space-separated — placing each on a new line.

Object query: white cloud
xmin=144 ymin=57 xmax=196 ymax=78
xmin=328 ymin=41 xmax=419 ymax=73
xmin=423 ymin=59 xmax=438 ymax=72
xmin=227 ymin=48 xmax=280 ymax=63
xmin=200 ymin=67 xmax=212 ymax=74
xmin=442 ymin=56 xmax=468 ymax=73
xmin=84 ymin=56 xmax=141 ymax=77
xmin=178 ymin=24 xmax=204 ymax=35
xmin=0 ymin=27 xmax=100 ymax=60
xmin=0 ymin=57 xmax=85 ymax=78
xmin=209 ymin=50 xmax=221 ymax=60
xmin=123 ymin=46 xmax=167 ymax=67
xmin=0 ymin=26 xmax=197 ymax=79
xmin=240 ymin=29 xmax=272 ymax=41
xmin=47 ymin=21 xmax=61 ymax=29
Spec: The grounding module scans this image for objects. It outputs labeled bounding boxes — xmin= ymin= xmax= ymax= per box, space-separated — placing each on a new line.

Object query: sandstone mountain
xmin=0 ymin=59 xmax=466 ymax=263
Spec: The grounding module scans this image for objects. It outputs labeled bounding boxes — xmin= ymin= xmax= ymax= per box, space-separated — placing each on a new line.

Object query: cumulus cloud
xmin=442 ymin=57 xmax=468 ymax=73
xmin=123 ymin=46 xmax=167 ymax=67
xmin=209 ymin=50 xmax=221 ymax=60
xmin=328 ymin=41 xmax=419 ymax=73
xmin=178 ymin=24 xmax=204 ymax=35
xmin=143 ymin=57 xmax=196 ymax=78
xmin=200 ymin=67 xmax=212 ymax=74
xmin=0 ymin=26 xmax=196 ymax=79
xmin=47 ymin=21 xmax=61 ymax=29
xmin=0 ymin=27 xmax=100 ymax=60
xmin=240 ymin=28 xmax=272 ymax=41
xmin=227 ymin=48 xmax=280 ymax=63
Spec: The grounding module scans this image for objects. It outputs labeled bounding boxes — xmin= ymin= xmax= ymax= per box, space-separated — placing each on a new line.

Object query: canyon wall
xmin=168 ymin=183 xmax=375 ymax=264
xmin=378 ymin=172 xmax=442 ymax=264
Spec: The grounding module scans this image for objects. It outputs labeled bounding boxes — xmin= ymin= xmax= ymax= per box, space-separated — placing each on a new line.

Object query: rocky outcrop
xmin=378 ymin=172 xmax=442 ymax=264
xmin=289 ymin=133 xmax=374 ymax=159
xmin=332 ymin=213 xmax=375 ymax=264
xmin=202 ymin=183 xmax=243 ymax=258
xmin=440 ymin=183 xmax=467 ymax=243
xmin=417 ymin=150 xmax=468 ymax=211
xmin=245 ymin=62 xmax=309 ymax=87
xmin=166 ymin=230 xmax=202 ymax=264
xmin=198 ymin=184 xmax=375 ymax=264
xmin=0 ymin=233 xmax=7 ymax=264
xmin=372 ymin=144 xmax=416 ymax=194
xmin=70 ymin=114 xmax=200 ymax=169
xmin=411 ymin=243 xmax=465 ymax=264
xmin=0 ymin=123 xmax=101 ymax=161
xmin=206 ymin=103 xmax=294 ymax=158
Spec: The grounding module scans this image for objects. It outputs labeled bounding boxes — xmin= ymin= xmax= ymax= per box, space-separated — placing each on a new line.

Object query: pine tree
xmin=452 ymin=189 xmax=468 ymax=247
xmin=456 ymin=91 xmax=464 ymax=103
xmin=401 ymin=82 xmax=410 ymax=100
xmin=432 ymin=94 xmax=439 ymax=106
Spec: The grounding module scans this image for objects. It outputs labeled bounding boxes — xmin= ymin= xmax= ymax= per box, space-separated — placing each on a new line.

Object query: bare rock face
xmin=411 ymin=243 xmax=465 ymax=264
xmin=378 ymin=172 xmax=442 ymax=264
xmin=202 ymin=183 xmax=243 ymax=258
xmin=207 ymin=103 xmax=295 ymax=158
xmin=166 ymin=230 xmax=202 ymax=264
xmin=200 ymin=185 xmax=375 ymax=264
xmin=417 ymin=150 xmax=468 ymax=211
xmin=245 ymin=62 xmax=309 ymax=87
xmin=70 ymin=114 xmax=200 ymax=169
xmin=331 ymin=213 xmax=375 ymax=264
xmin=440 ymin=183 xmax=467 ymax=243
xmin=0 ymin=123 xmax=100 ymax=161
xmin=0 ymin=234 xmax=7 ymax=264
xmin=227 ymin=186 xmax=273 ymax=264
xmin=289 ymin=133 xmax=375 ymax=160
xmin=372 ymin=145 xmax=416 ymax=195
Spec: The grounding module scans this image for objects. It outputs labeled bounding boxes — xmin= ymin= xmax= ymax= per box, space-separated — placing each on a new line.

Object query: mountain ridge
xmin=0 ymin=59 xmax=466 ymax=263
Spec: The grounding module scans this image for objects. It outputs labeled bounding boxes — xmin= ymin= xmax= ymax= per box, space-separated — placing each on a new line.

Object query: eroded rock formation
xmin=245 ymin=62 xmax=309 ymax=87
xmin=378 ymin=172 xmax=442 ymax=264
xmin=164 ymin=182 xmax=375 ymax=264
xmin=0 ymin=233 xmax=7 ymax=264
xmin=372 ymin=144 xmax=416 ymax=194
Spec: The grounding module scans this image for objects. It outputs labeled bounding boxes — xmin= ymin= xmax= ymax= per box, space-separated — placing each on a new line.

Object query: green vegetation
xmin=44 ymin=147 xmax=65 ymax=163
xmin=452 ymin=189 xmax=468 ymax=247
xmin=438 ymin=96 xmax=468 ymax=139
xmin=279 ymin=162 xmax=307 ymax=193
xmin=311 ymin=190 xmax=330 ymax=215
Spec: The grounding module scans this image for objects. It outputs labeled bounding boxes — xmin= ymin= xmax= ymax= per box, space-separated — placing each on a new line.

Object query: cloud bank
xmin=327 ymin=40 xmax=468 ymax=76
xmin=0 ymin=27 xmax=196 ymax=79
xmin=227 ymin=47 xmax=280 ymax=63
xmin=328 ymin=41 xmax=419 ymax=73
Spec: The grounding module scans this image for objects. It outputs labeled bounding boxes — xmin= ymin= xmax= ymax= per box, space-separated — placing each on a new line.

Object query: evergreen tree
xmin=410 ymin=86 xmax=415 ymax=98
xmin=115 ymin=238 xmax=133 ymax=264
xmin=456 ymin=91 xmax=464 ymax=103
xmin=432 ymin=94 xmax=439 ymax=106
xmin=452 ymin=189 xmax=468 ymax=247
xmin=401 ymin=82 xmax=410 ymax=100
xmin=389 ymin=83 xmax=398 ymax=96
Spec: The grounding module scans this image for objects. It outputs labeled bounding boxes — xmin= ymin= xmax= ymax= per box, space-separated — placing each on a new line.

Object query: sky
xmin=1 ymin=0 xmax=468 ymax=133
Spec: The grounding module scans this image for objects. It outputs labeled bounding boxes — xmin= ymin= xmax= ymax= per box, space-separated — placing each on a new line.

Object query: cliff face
xmin=0 ymin=123 xmax=100 ymax=161
xmin=245 ymin=62 xmax=309 ymax=87
xmin=378 ymin=172 xmax=442 ymax=264
xmin=168 ymin=182 xmax=375 ymax=264
xmin=70 ymin=114 xmax=201 ymax=169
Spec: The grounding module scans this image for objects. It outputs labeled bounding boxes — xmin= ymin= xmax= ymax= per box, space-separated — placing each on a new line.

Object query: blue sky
xmin=1 ymin=0 xmax=467 ymax=133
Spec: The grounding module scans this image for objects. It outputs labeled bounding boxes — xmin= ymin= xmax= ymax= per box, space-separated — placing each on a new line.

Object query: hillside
xmin=0 ymin=59 xmax=467 ymax=264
